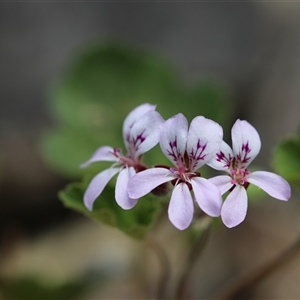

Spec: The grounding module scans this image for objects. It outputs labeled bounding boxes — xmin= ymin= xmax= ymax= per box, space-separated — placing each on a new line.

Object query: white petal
xmin=168 ymin=183 xmax=194 ymax=230
xmin=124 ymin=110 xmax=164 ymax=158
xmin=207 ymin=141 xmax=233 ymax=172
xmin=127 ymin=167 xmax=174 ymax=199
xmin=187 ymin=116 xmax=223 ymax=170
xmin=80 ymin=146 xmax=118 ymax=168
xmin=248 ymin=171 xmax=291 ymax=201
xmin=221 ymin=185 xmax=248 ymax=228
xmin=115 ymin=167 xmax=138 ymax=209
xmin=231 ymin=119 xmax=261 ymax=167
xmin=191 ymin=177 xmax=222 ymax=217
xmin=123 ymin=103 xmax=156 ymax=142
xmin=84 ymin=168 xmax=120 ymax=211
xmin=160 ymin=113 xmax=188 ymax=167
xmin=208 ymin=175 xmax=233 ymax=195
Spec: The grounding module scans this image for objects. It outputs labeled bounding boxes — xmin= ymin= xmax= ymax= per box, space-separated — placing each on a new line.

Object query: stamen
xmin=230 ymin=168 xmax=250 ymax=186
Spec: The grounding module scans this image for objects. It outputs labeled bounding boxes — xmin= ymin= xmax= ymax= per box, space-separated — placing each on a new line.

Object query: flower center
xmin=169 ymin=165 xmax=200 ymax=189
xmin=170 ymin=165 xmax=189 ymax=180
xmin=230 ymin=168 xmax=250 ymax=185
xmin=111 ymin=148 xmax=146 ymax=172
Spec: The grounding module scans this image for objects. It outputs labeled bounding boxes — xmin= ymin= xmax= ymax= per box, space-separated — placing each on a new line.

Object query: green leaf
xmin=59 ymin=177 xmax=162 ymax=239
xmin=41 ymin=43 xmax=185 ymax=177
xmin=273 ymin=129 xmax=300 ymax=189
xmin=49 ymin=43 xmax=182 ymax=129
xmin=41 ymin=43 xmax=233 ymax=178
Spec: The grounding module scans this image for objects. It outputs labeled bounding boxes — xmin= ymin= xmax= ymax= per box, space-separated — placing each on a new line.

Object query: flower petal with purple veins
xmin=231 ymin=119 xmax=261 ymax=168
xmin=168 ymin=183 xmax=194 ymax=230
xmin=80 ymin=146 xmax=118 ymax=168
xmin=123 ymin=103 xmax=156 ymax=144
xmin=207 ymin=141 xmax=234 ymax=172
xmin=125 ymin=110 xmax=164 ymax=158
xmin=187 ymin=116 xmax=223 ymax=170
xmin=160 ymin=113 xmax=188 ymax=167
xmin=115 ymin=167 xmax=139 ymax=209
xmin=84 ymin=167 xmax=120 ymax=211
xmin=221 ymin=185 xmax=248 ymax=228
xmin=128 ymin=168 xmax=174 ymax=199
xmin=191 ymin=177 xmax=222 ymax=217
xmin=248 ymin=171 xmax=291 ymax=201
xmin=208 ymin=175 xmax=233 ymax=195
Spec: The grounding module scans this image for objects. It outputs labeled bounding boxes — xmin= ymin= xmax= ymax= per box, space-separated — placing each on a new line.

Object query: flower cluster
xmin=81 ymin=103 xmax=291 ymax=229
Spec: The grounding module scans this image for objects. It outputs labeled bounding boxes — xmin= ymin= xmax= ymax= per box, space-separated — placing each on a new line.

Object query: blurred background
xmin=1 ymin=2 xmax=300 ymax=299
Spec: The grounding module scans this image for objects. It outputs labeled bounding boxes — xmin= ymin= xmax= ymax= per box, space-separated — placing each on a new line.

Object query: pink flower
xmin=81 ymin=103 xmax=164 ymax=211
xmin=208 ymin=119 xmax=291 ymax=228
xmin=128 ymin=113 xmax=223 ymax=230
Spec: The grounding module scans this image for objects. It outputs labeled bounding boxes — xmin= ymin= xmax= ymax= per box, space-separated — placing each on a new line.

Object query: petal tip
xmin=118 ymin=200 xmax=138 ymax=210
xmin=83 ymin=197 xmax=94 ymax=212
xmin=222 ymin=212 xmax=246 ymax=228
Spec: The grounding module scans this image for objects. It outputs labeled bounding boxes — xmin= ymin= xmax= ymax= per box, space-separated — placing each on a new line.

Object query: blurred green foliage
xmin=0 ymin=277 xmax=86 ymax=300
xmin=41 ymin=42 xmax=232 ymax=178
xmin=59 ymin=176 xmax=162 ymax=239
xmin=273 ymin=128 xmax=300 ymax=189
xmin=40 ymin=42 xmax=233 ymax=238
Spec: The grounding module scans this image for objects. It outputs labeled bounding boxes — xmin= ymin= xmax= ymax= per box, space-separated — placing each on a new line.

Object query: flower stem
xmin=147 ymin=237 xmax=171 ymax=300
xmin=215 ymin=232 xmax=300 ymax=299
xmin=175 ymin=220 xmax=212 ymax=300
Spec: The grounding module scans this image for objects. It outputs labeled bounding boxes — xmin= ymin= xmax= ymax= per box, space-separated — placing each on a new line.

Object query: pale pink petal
xmin=127 ymin=167 xmax=174 ymax=199
xmin=80 ymin=146 xmax=118 ymax=168
xmin=160 ymin=113 xmax=188 ymax=167
xmin=84 ymin=167 xmax=120 ymax=211
xmin=187 ymin=116 xmax=223 ymax=170
xmin=191 ymin=177 xmax=222 ymax=217
xmin=221 ymin=185 xmax=248 ymax=228
xmin=247 ymin=171 xmax=291 ymax=201
xmin=123 ymin=103 xmax=156 ymax=142
xmin=124 ymin=110 xmax=164 ymax=158
xmin=208 ymin=175 xmax=233 ymax=195
xmin=231 ymin=119 xmax=261 ymax=168
xmin=207 ymin=141 xmax=233 ymax=172
xmin=115 ymin=167 xmax=138 ymax=209
xmin=168 ymin=183 xmax=194 ymax=230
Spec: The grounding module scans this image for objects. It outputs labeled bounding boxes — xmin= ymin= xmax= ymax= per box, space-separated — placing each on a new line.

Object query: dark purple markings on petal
xmin=126 ymin=130 xmax=146 ymax=156
xmin=189 ymin=139 xmax=207 ymax=169
xmin=236 ymin=141 xmax=251 ymax=164
xmin=133 ymin=132 xmax=146 ymax=148
xmin=216 ymin=151 xmax=232 ymax=168
xmin=110 ymin=148 xmax=122 ymax=158
xmin=167 ymin=138 xmax=184 ymax=165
